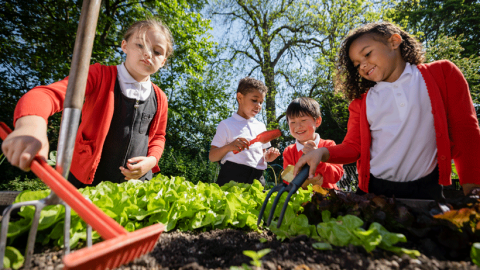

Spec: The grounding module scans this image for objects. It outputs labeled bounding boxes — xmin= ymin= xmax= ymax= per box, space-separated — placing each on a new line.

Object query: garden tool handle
xmin=232 ymin=140 xmax=254 ymax=155
xmin=232 ymin=129 xmax=282 ymax=154
xmin=0 ymin=122 xmax=127 ymax=239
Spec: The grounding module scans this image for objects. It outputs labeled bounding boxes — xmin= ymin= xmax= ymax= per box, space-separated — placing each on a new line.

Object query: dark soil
xmin=25 ymin=228 xmax=479 ymax=270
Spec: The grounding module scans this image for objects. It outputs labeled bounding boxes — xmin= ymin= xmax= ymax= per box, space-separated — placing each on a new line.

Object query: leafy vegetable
xmin=314 ymin=211 xmax=419 ymax=257
xmin=3 ymin=174 xmax=311 ymax=267
xmin=3 ymin=246 xmax=24 ymax=270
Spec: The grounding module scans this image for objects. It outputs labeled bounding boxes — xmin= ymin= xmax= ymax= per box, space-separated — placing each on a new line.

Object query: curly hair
xmin=237 ymin=77 xmax=268 ymax=95
xmin=336 ymin=21 xmax=425 ymax=101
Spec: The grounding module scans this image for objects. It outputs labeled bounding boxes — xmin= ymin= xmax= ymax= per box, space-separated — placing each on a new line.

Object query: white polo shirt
xmin=367 ymin=62 xmax=437 ymax=182
xmin=211 ymin=113 xmax=270 ymax=170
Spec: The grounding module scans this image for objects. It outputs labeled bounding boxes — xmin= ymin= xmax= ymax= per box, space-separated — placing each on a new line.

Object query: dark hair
xmin=237 ymin=77 xmax=268 ymax=95
xmin=286 ymin=97 xmax=321 ymax=120
xmin=123 ymin=19 xmax=174 ymax=60
xmin=336 ymin=21 xmax=425 ymax=101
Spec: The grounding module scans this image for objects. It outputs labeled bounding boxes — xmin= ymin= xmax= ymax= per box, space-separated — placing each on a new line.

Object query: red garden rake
xmin=0 ymin=123 xmax=165 ymax=270
xmin=0 ymin=0 xmax=164 ymax=269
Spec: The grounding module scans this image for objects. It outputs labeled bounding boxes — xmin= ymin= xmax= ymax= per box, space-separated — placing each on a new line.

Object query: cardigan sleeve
xmin=442 ymin=61 xmax=480 ymax=186
xmin=13 ymin=63 xmax=103 ymax=126
xmin=147 ymin=88 xmax=168 ymax=162
xmin=325 ymin=98 xmax=363 ymax=164
xmin=316 ymin=139 xmax=344 ymax=188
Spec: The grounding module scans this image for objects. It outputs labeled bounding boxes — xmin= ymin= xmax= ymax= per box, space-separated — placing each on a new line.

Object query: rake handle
xmin=0 ymin=122 xmax=127 ymax=239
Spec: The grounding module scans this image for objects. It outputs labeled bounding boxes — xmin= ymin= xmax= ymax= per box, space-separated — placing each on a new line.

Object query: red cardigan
xmin=14 ymin=63 xmax=168 ymax=184
xmin=283 ymin=139 xmax=344 ymax=189
xmin=326 ymin=60 xmax=480 ymax=192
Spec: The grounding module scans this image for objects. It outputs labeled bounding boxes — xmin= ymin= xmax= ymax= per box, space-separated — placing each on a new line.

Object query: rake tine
xmin=24 ymin=200 xmax=47 ymax=269
xmin=1 ymin=201 xmax=39 ymax=270
xmin=266 ymin=185 xmax=288 ymax=226
xmin=276 ymin=184 xmax=299 ymax=228
xmin=257 ymin=183 xmax=286 ymax=226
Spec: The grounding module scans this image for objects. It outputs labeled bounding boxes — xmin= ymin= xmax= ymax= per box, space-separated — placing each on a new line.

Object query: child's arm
xmin=442 ymin=60 xmax=480 ymax=195
xmin=209 ymin=137 xmax=250 ymax=162
xmin=146 ymin=89 xmax=168 ymax=167
xmin=314 ymin=140 xmax=344 ymax=187
xmin=1 ymin=115 xmax=50 ymax=171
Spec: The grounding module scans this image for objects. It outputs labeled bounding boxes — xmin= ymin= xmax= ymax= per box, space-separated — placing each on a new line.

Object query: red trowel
xmin=233 ymin=129 xmax=282 ymax=154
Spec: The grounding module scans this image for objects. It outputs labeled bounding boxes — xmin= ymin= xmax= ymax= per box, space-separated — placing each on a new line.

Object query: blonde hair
xmin=123 ymin=19 xmax=174 ymax=59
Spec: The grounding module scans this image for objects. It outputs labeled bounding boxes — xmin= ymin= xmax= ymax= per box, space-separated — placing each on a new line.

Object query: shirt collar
xmin=232 ymin=112 xmax=255 ymax=122
xmin=117 ymin=63 xmax=152 ymax=100
xmin=371 ymin=62 xmax=413 ymax=92
xmin=296 ymin=133 xmax=320 ymax=152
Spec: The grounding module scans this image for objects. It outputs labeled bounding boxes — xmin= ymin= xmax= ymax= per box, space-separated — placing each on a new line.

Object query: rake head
xmin=63 ymin=223 xmax=164 ymax=270
xmin=257 ymin=165 xmax=310 ymax=228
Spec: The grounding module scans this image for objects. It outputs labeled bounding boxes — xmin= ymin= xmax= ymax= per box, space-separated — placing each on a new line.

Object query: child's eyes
xmin=366 ymin=51 xmax=371 ymax=57
xmin=154 ymin=51 xmax=162 ymax=56
xmin=136 ymin=43 xmax=144 ymax=49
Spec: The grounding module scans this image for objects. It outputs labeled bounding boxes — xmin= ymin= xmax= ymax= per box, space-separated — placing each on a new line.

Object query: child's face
xmin=236 ymin=89 xmax=265 ymax=119
xmin=288 ymin=114 xmax=321 ymax=144
xmin=348 ymin=33 xmax=405 ymax=83
xmin=121 ymin=27 xmax=168 ymax=82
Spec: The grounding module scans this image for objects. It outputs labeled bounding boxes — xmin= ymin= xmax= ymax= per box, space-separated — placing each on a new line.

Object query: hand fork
xmin=257 ymin=165 xmax=310 ymax=228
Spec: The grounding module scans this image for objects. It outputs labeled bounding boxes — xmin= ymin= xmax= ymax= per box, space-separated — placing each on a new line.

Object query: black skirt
xmin=356 ymin=166 xmax=444 ymax=200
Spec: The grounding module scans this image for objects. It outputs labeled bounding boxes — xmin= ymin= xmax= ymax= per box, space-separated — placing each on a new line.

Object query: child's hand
xmin=302 ymin=140 xmax=318 ymax=155
xmin=120 ymin=156 xmax=157 ymax=180
xmin=301 ymin=174 xmax=323 ymax=189
xmin=229 ymin=137 xmax=250 ymax=152
xmin=294 ymin=147 xmax=330 ymax=179
xmin=1 ymin=116 xmax=49 ymax=171
xmin=265 ymin=147 xmax=280 ymax=162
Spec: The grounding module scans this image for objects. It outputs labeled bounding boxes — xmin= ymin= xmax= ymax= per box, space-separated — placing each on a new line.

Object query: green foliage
xmin=242 ymin=248 xmax=271 ymax=268
xmin=424 ymin=34 xmax=480 ymax=106
xmin=390 ymin=0 xmax=480 ymax=58
xmin=471 ymin=242 xmax=480 ymax=267
xmin=2 ymin=246 xmax=24 ymax=270
xmin=0 ymin=177 xmax=48 ymax=192
xmin=158 ymin=147 xmax=219 ymax=184
xmin=314 ymin=210 xmax=420 ymax=257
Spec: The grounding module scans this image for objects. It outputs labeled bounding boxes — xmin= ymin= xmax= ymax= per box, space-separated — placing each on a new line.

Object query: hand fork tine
xmin=257 ymin=183 xmax=286 ymax=226
xmin=275 ymin=165 xmax=310 ymax=228
xmin=257 ymin=165 xmax=310 ymax=228
xmin=266 ymin=185 xmax=288 ymax=226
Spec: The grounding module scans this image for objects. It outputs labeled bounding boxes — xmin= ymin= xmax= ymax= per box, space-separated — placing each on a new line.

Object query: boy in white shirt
xmin=209 ymin=77 xmax=280 ymax=186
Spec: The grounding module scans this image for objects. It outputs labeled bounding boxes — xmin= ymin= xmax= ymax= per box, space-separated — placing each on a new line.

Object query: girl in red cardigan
xmin=2 ymin=19 xmax=173 ymax=187
xmin=293 ymin=21 xmax=480 ymax=199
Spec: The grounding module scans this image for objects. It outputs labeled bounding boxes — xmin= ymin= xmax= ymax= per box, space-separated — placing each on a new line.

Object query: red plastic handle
xmin=232 ymin=129 xmax=281 ymax=154
xmin=0 ymin=122 xmax=127 ymax=239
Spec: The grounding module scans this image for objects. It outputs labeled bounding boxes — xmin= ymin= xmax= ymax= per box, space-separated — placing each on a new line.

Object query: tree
xmin=0 ymin=0 xmax=222 ymax=182
xmin=209 ymin=0 xmax=392 ymax=146
xmin=390 ymin=0 xmax=480 ymax=58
